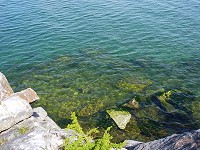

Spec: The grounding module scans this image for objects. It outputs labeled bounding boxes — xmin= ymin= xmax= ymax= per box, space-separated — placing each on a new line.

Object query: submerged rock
xmin=107 ymin=109 xmax=131 ymax=129
xmin=118 ymin=78 xmax=152 ymax=93
xmin=122 ymin=98 xmax=140 ymax=109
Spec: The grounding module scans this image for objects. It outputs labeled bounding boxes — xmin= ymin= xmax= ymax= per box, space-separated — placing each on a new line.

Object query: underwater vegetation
xmin=7 ymin=50 xmax=200 ymax=142
xmin=64 ymin=112 xmax=124 ymax=150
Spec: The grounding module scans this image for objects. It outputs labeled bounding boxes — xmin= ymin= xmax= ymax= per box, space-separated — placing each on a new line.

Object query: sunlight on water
xmin=0 ymin=0 xmax=200 ymax=142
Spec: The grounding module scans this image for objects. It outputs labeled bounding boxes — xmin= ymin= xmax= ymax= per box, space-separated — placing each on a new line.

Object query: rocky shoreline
xmin=0 ymin=72 xmax=199 ymax=150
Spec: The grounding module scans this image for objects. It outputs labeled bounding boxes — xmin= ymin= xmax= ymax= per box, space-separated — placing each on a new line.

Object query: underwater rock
xmin=107 ymin=109 xmax=131 ymax=129
xmin=0 ymin=72 xmax=14 ymax=101
xmin=77 ymin=100 xmax=104 ymax=116
xmin=118 ymin=78 xmax=152 ymax=93
xmin=122 ymin=98 xmax=140 ymax=109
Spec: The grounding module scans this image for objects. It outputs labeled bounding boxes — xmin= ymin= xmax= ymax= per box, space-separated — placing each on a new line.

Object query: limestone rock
xmin=0 ymin=106 xmax=77 ymax=150
xmin=107 ymin=109 xmax=131 ymax=129
xmin=0 ymin=72 xmax=14 ymax=101
xmin=12 ymin=88 xmax=39 ymax=103
xmin=0 ymin=96 xmax=33 ymax=132
xmin=0 ymin=105 xmax=15 ymax=132
xmin=1 ymin=128 xmax=66 ymax=150
xmin=33 ymin=107 xmax=48 ymax=121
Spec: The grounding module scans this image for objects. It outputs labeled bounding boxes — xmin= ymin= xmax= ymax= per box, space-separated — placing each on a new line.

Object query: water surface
xmin=0 ymin=0 xmax=200 ymax=142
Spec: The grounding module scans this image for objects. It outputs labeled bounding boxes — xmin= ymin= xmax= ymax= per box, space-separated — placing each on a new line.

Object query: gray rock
xmin=0 ymin=72 xmax=14 ymax=101
xmin=0 ymin=105 xmax=15 ymax=132
xmin=125 ymin=130 xmax=200 ymax=150
xmin=1 ymin=128 xmax=64 ymax=150
xmin=0 ymin=106 xmax=78 ymax=150
xmin=124 ymin=140 xmax=143 ymax=148
xmin=0 ymin=96 xmax=32 ymax=132
xmin=33 ymin=107 xmax=48 ymax=121
xmin=1 ymin=128 xmax=77 ymax=150
xmin=1 ymin=96 xmax=33 ymax=125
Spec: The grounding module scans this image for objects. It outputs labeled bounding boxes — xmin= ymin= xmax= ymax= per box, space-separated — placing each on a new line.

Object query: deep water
xmin=0 ymin=0 xmax=200 ymax=142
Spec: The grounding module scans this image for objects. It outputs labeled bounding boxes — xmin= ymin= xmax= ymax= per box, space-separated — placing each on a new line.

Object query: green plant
xmin=64 ymin=112 xmax=124 ymax=150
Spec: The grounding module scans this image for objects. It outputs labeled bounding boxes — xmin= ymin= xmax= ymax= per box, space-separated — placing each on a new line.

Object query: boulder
xmin=0 ymin=72 xmax=14 ymax=101
xmin=107 ymin=109 xmax=131 ymax=129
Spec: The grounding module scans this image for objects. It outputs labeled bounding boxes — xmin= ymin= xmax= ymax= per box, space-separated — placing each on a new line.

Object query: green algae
xmin=118 ymin=78 xmax=152 ymax=93
xmin=191 ymin=101 xmax=200 ymax=126
xmin=8 ymin=52 xmax=200 ymax=143
xmin=77 ymin=100 xmax=104 ymax=116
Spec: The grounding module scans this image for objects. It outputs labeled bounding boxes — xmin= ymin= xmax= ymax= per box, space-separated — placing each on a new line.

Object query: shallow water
xmin=0 ymin=0 xmax=200 ymax=142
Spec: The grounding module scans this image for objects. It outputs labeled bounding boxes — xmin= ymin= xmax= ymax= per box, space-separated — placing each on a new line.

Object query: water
xmin=0 ymin=0 xmax=200 ymax=142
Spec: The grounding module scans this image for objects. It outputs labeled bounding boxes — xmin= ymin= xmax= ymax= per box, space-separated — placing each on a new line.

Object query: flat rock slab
xmin=107 ymin=109 xmax=131 ymax=129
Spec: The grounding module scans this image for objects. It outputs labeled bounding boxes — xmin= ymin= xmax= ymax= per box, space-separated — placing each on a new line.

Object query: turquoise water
xmin=0 ymin=0 xmax=200 ymax=142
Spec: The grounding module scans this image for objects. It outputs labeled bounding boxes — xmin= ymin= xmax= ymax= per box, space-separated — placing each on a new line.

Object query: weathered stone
xmin=44 ymin=116 xmax=61 ymax=130
xmin=107 ymin=109 xmax=131 ymax=129
xmin=33 ymin=107 xmax=48 ymax=121
xmin=0 ymin=105 xmax=15 ymax=132
xmin=0 ymin=72 xmax=14 ymax=101
xmin=124 ymin=140 xmax=143 ymax=149
xmin=12 ymin=88 xmax=39 ymax=103
xmin=125 ymin=129 xmax=200 ymax=150
xmin=1 ymin=128 xmax=77 ymax=150
xmin=0 ymin=105 xmax=77 ymax=150
xmin=1 ymin=128 xmax=64 ymax=150
xmin=1 ymin=96 xmax=33 ymax=126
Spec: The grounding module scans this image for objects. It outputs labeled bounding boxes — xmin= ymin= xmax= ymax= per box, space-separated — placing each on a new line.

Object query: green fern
xmin=64 ymin=112 xmax=124 ymax=150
